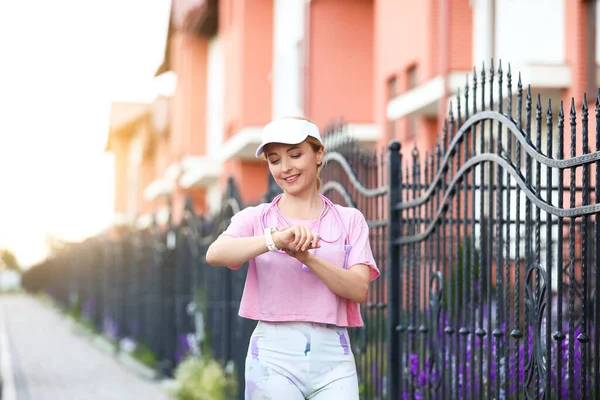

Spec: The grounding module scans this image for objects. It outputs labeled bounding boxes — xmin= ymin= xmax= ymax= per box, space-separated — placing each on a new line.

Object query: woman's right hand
xmin=273 ymin=225 xmax=320 ymax=252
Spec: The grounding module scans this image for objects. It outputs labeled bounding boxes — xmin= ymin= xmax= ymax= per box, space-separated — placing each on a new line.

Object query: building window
xmin=387 ymin=76 xmax=397 ymax=140
xmin=408 ymin=116 xmax=418 ymax=138
xmin=387 ymin=75 xmax=397 ymax=98
xmin=407 ymin=64 xmax=418 ymax=90
xmin=406 ymin=65 xmax=418 ymax=137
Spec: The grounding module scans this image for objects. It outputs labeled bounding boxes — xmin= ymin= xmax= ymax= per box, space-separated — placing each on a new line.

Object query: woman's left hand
xmin=282 ymin=246 xmax=311 ymax=262
xmin=279 ymin=225 xmax=318 ymax=261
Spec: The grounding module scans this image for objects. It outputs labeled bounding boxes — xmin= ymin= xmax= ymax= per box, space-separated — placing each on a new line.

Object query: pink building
xmin=106 ymin=0 xmax=598 ymax=226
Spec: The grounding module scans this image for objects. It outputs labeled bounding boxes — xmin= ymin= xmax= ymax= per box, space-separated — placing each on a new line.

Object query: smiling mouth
xmin=283 ymin=174 xmax=300 ymax=183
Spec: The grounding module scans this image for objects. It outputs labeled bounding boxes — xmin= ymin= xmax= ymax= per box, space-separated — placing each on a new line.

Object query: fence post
xmin=387 ymin=140 xmax=402 ymax=399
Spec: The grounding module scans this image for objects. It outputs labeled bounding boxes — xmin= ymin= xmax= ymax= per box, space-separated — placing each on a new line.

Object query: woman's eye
xmin=269 ymin=159 xmax=280 ymax=164
xmin=290 ymin=154 xmax=302 ymax=159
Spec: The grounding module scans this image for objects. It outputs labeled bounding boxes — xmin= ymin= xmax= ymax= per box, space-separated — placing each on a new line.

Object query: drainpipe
xmin=438 ymin=0 xmax=451 ymax=134
xmin=303 ymin=0 xmax=311 ymax=117
xmin=586 ymin=0 xmax=596 ymax=102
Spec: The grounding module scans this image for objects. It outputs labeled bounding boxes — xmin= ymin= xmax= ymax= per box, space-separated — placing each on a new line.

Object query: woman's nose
xmin=281 ymin=157 xmax=292 ymax=172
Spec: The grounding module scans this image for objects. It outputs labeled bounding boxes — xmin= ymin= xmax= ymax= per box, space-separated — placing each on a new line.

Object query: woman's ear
xmin=316 ymin=147 xmax=324 ymax=165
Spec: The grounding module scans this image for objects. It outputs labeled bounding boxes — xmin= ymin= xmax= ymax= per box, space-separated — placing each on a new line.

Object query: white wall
xmin=472 ymin=0 xmax=495 ymax=68
xmin=495 ymin=0 xmax=565 ymax=66
xmin=272 ymin=0 xmax=306 ymax=119
xmin=473 ymin=0 xmax=565 ymax=68
xmin=206 ymin=36 xmax=224 ymax=157
xmin=205 ymin=36 xmax=225 ymax=214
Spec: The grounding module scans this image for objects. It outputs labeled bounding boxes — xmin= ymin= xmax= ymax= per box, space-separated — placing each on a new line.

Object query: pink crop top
xmin=221 ymin=195 xmax=379 ymax=327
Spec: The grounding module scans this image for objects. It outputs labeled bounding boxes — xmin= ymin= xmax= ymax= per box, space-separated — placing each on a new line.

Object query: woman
xmin=205 ymin=116 xmax=379 ymax=399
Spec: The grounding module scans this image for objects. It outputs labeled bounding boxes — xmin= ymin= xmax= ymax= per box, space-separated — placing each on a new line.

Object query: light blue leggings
xmin=245 ymin=321 xmax=359 ymax=400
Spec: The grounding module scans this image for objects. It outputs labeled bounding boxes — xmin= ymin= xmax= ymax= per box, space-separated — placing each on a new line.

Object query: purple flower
xmin=409 ymin=353 xmax=419 ymax=375
xmin=417 ymin=370 xmax=428 ymax=387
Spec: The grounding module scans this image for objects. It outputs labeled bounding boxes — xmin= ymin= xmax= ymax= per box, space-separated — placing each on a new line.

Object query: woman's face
xmin=264 ymin=140 xmax=323 ymax=196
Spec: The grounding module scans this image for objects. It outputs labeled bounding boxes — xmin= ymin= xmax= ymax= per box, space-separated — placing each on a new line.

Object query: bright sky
xmin=0 ymin=0 xmax=171 ymax=268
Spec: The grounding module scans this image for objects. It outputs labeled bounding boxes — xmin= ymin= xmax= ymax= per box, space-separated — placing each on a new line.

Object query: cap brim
xmin=254 ymin=133 xmax=309 ymax=158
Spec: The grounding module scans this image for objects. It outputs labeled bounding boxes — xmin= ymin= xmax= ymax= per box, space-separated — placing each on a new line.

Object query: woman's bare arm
xmin=205 ymin=228 xmax=318 ymax=267
xmin=297 ymin=251 xmax=371 ymax=304
xmin=205 ymin=234 xmax=269 ymax=267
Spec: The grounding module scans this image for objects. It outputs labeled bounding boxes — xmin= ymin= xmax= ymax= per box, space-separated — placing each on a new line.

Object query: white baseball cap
xmin=255 ymin=117 xmax=323 ymax=158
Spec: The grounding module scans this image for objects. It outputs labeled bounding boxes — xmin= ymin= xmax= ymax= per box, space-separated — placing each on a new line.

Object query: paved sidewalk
xmin=0 ymin=294 xmax=174 ymax=400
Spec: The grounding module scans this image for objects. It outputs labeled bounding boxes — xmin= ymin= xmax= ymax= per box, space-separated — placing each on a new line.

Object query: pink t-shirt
xmin=221 ymin=199 xmax=379 ymax=328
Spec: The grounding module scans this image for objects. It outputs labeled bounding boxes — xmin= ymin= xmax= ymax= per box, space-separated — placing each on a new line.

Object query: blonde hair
xmin=265 ymin=116 xmax=325 ymax=190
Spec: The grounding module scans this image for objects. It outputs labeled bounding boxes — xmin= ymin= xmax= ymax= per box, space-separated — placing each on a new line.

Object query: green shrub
xmin=132 ymin=342 xmax=157 ymax=368
xmin=446 ymin=235 xmax=482 ymax=310
xmin=170 ymin=355 xmax=237 ymax=400
xmin=69 ymin=297 xmax=82 ymax=321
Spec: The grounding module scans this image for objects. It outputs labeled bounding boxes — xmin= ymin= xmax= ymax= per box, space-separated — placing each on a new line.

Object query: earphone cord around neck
xmin=263 ymin=193 xmax=347 ymax=245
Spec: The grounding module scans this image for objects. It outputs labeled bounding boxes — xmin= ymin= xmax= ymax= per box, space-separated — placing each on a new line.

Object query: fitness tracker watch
xmin=264 ymin=227 xmax=279 ymax=252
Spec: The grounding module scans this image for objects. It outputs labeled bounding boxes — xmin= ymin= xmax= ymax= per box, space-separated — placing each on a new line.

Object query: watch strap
xmin=264 ymin=227 xmax=279 ymax=252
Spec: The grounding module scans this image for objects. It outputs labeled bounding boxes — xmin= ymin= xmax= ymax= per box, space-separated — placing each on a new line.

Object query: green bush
xmin=170 ymin=355 xmax=237 ymax=400
xmin=356 ymin=340 xmax=387 ymax=399
xmin=69 ymin=297 xmax=82 ymax=321
xmin=132 ymin=342 xmax=157 ymax=368
xmin=446 ymin=235 xmax=482 ymax=310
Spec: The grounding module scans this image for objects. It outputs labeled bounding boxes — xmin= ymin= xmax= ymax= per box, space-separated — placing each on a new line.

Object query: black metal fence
xmin=387 ymin=63 xmax=600 ymax=400
xmin=22 ymin=62 xmax=600 ymax=399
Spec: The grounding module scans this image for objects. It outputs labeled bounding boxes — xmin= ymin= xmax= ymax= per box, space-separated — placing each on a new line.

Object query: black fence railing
xmin=23 ymin=62 xmax=600 ymax=399
xmin=387 ymin=63 xmax=600 ymax=400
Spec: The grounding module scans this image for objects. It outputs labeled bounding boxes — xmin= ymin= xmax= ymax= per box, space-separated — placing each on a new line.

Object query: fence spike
xmin=558 ymin=101 xmax=564 ymax=163
xmin=411 ymin=146 xmax=420 ymax=192
xmin=507 ymin=63 xmax=513 ymax=119
xmin=412 ymin=144 xmax=420 ymax=160
xmin=429 ymin=147 xmax=435 ymax=175
xmin=456 ymin=88 xmax=462 ymax=127
xmin=449 ymin=100 xmax=455 ymax=139
xmin=582 ymin=93 xmax=589 ymax=154
xmin=442 ymin=119 xmax=448 ymax=154
xmin=570 ymin=97 xmax=577 ymax=159
xmin=547 ymin=99 xmax=553 ymax=159
xmin=489 ymin=59 xmax=495 ymax=111
xmin=471 ymin=66 xmax=478 ymax=117
xmin=535 ymin=94 xmax=543 ymax=154
xmin=464 ymin=74 xmax=470 ymax=121
xmin=525 ymin=85 xmax=532 ymax=143
xmin=498 ymin=60 xmax=503 ymax=115
xmin=184 ymin=195 xmax=195 ymax=217
xmin=480 ymin=63 xmax=486 ymax=112
xmin=513 ymin=71 xmax=521 ymax=132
